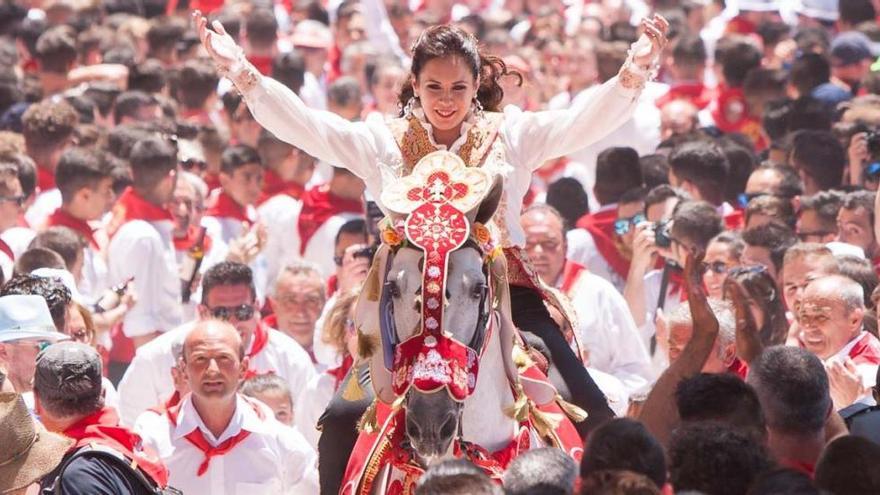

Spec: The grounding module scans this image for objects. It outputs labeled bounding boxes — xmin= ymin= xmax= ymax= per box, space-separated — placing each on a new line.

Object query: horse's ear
xmin=473 ymin=175 xmax=503 ymax=226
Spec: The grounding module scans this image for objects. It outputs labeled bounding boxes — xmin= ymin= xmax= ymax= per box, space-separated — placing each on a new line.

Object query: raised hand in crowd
xmin=631 ymin=15 xmax=670 ymax=69
xmin=193 ymin=10 xmax=245 ymax=74
xmin=847 ymin=132 xmax=870 ymax=187
xmin=827 ymin=358 xmax=865 ymax=411
xmin=226 ymin=222 xmax=267 ymax=265
xmin=337 ymin=243 xmax=372 ymax=293
xmin=723 ymin=277 xmax=763 ymax=365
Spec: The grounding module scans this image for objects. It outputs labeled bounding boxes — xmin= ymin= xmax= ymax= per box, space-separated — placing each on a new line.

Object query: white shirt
xmin=25 ymin=188 xmax=61 ymax=228
xmin=0 ymin=226 xmax=35 ymax=259
xmin=107 ymin=218 xmax=183 ymax=338
xmin=137 ymin=394 xmax=319 ymax=495
xmin=295 ymin=371 xmax=336 ymax=450
xmin=241 ymin=71 xmax=641 ymax=248
xmin=563 ymin=82 xmax=665 ymax=211
xmin=257 ymin=193 xmax=303 ymax=291
xmin=201 ymin=208 xmax=269 ymax=303
xmin=641 ymin=268 xmax=684 ymax=376
xmin=78 ymin=244 xmax=109 ymax=304
xmin=564 ymin=271 xmax=653 ymax=392
xmin=117 ymin=322 xmax=317 ymax=426
xmin=302 ymin=212 xmax=362 ymax=280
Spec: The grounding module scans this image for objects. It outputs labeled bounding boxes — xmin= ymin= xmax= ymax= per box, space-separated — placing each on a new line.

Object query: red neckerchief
xmin=326 ymin=274 xmax=338 ymax=298
xmin=108 ymin=187 xmax=173 ymax=239
xmin=204 ymin=173 xmax=221 ymax=193
xmin=205 ymin=191 xmax=252 ymax=225
xmin=724 ymin=209 xmax=744 ymax=231
xmin=37 ymin=166 xmax=55 ymax=193
xmin=173 ymin=225 xmax=213 ymax=253
xmin=147 ymin=391 xmax=182 ymax=415
xmin=847 ymin=332 xmax=880 ymax=365
xmin=727 ymin=357 xmax=749 ymax=379
xmin=0 ymin=238 xmax=13 ymax=261
xmin=559 ymin=260 xmax=587 ymax=294
xmin=667 ymin=266 xmax=689 ymax=302
xmin=189 ymin=0 xmax=223 ymax=14
xmin=257 ymin=169 xmax=305 ymax=206
xmin=710 ymin=86 xmax=769 ymax=150
xmin=656 ymin=81 xmax=713 ymax=110
xmin=241 ymin=323 xmax=270 ymax=380
xmin=297 ymin=185 xmax=364 ymax=255
xmin=180 ymin=108 xmax=213 ymax=127
xmin=327 ymin=354 xmax=354 ymax=392
xmin=575 ymin=208 xmax=631 ymax=279
xmin=326 ymin=44 xmax=342 ymax=83
xmin=247 ymin=54 xmax=274 ymax=77
xmin=46 ymin=208 xmax=99 ymax=249
xmin=726 ymin=15 xmax=757 ymax=34
xmin=63 ymin=406 xmax=169 ymax=487
xmin=166 ymin=396 xmax=265 ymax=476
xmin=780 ymin=458 xmax=816 ymax=478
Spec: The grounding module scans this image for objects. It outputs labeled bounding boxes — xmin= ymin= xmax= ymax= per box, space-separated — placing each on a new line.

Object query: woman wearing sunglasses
xmin=702 ymin=232 xmax=744 ymax=299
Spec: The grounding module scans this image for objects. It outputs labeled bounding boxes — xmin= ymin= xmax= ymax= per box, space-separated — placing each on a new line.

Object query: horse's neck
xmin=461 ymin=324 xmax=516 ymax=452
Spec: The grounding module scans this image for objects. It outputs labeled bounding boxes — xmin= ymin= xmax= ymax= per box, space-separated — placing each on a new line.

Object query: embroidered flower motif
xmin=428 ymin=266 xmax=441 ymax=279
xmin=427 ymin=297 xmax=440 ymax=310
xmin=412 ymin=349 xmax=452 ymax=384
xmin=425 ymin=317 xmax=439 ymax=330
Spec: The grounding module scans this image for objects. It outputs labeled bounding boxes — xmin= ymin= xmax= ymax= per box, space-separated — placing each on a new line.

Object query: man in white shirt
xmin=137 ymin=319 xmax=318 ymax=494
xmin=798 ymin=275 xmax=880 ymax=410
xmin=117 ymin=261 xmax=316 ymax=426
xmin=107 ymin=136 xmax=183 ymax=350
xmin=0 ymin=160 xmax=27 ymax=281
xmin=521 ymin=204 xmax=653 ymax=393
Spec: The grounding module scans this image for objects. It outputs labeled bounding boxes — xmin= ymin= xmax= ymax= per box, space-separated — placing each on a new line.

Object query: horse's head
xmin=371 ymin=151 xmax=503 ymax=465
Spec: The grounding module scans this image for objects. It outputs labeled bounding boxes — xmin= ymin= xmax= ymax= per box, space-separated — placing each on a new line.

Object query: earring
xmin=472 ymin=98 xmax=484 ymax=119
xmin=403 ymin=96 xmax=419 ymax=119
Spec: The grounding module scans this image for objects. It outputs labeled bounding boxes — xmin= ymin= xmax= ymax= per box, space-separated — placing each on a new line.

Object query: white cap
xmin=794 ymin=0 xmax=839 ymax=21
xmin=825 ymin=241 xmax=866 ymax=259
xmin=0 ymin=295 xmax=69 ymax=343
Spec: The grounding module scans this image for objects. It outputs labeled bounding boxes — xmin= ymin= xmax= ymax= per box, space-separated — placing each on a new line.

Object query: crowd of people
xmin=0 ymin=0 xmax=879 ymax=492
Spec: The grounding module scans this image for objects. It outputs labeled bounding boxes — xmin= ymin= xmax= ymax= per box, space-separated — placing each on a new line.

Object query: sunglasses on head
xmin=614 ymin=213 xmax=646 ymax=235
xmin=728 ymin=264 xmax=768 ymax=277
xmin=205 ymin=304 xmax=255 ymax=321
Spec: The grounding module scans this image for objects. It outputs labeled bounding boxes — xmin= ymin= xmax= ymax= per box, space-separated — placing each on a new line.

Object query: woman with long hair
xmin=194 ymin=12 xmax=668 ymax=439
xmin=723 ymin=265 xmax=789 ymax=363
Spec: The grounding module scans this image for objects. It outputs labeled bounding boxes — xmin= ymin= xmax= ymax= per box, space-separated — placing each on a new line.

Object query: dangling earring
xmin=403 ymin=96 xmax=418 ymax=119
xmin=472 ymin=97 xmax=484 ymax=119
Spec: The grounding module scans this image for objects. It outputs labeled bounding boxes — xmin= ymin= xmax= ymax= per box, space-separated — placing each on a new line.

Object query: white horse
xmin=342 ymin=153 xmax=582 ymax=495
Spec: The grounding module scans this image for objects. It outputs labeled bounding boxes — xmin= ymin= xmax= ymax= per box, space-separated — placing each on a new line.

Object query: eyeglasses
xmin=204 ymin=304 xmax=256 ymax=321
xmin=700 ymin=261 xmax=731 ymax=275
xmin=0 ymin=195 xmax=26 ymax=207
xmin=728 ymin=264 xmax=768 ymax=277
xmin=614 ymin=213 xmax=646 ymax=236
xmin=737 ymin=192 xmax=768 ymax=208
xmin=181 ymin=159 xmax=207 ymax=172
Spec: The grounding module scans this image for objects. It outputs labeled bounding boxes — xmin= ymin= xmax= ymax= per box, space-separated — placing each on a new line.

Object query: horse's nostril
xmin=406 ymin=415 xmax=422 ymax=441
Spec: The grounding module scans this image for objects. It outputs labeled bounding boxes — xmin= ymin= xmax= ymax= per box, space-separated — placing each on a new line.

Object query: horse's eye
xmin=386 ymin=281 xmax=402 ymax=299
xmin=471 ymin=283 xmax=487 ymax=300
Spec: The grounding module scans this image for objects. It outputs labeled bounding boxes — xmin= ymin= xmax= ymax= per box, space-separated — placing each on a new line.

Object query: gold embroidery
xmin=390 ymin=113 xmax=504 ymax=174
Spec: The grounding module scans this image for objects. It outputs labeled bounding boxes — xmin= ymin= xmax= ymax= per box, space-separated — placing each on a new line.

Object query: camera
xmin=654 ymin=220 xmax=672 ymax=248
xmin=866 ymin=130 xmax=880 ymax=157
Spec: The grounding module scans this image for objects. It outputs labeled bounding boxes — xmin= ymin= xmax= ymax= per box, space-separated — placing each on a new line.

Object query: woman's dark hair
xmin=724 ymin=266 xmax=788 ymax=347
xmin=398 ymin=25 xmax=521 ymax=115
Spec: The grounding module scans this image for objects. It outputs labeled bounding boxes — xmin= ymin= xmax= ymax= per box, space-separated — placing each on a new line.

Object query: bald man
xmin=137 ymin=321 xmax=319 ymax=494
xmin=798 ymin=275 xmax=880 ymax=408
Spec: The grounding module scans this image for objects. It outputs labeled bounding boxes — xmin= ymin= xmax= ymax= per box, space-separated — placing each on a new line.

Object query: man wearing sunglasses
xmin=117 ymin=261 xmax=316 ymax=426
xmin=0 ymin=294 xmax=69 ymax=406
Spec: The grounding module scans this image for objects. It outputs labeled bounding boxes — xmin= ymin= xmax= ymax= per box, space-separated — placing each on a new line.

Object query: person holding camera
xmin=624 ymin=199 xmax=724 ymax=372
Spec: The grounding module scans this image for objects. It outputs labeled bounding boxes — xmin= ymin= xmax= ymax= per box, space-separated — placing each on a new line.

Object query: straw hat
xmin=0 ymin=392 xmax=73 ymax=494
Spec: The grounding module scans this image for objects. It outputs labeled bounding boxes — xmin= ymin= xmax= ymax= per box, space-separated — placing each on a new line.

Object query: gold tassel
xmin=504 ymin=386 xmax=530 ymax=422
xmin=357 ymin=328 xmax=377 ymax=359
xmin=341 ymin=373 xmax=366 ymax=402
xmin=357 ymin=399 xmax=379 ymax=434
xmin=529 ymin=404 xmax=563 ymax=439
xmin=555 ymin=394 xmax=588 ymax=423
xmin=512 ymin=344 xmax=532 ymax=371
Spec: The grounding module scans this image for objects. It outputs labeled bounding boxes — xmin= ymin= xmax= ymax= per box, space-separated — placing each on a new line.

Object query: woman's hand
xmin=632 ymin=15 xmax=669 ymax=69
xmin=724 ymin=278 xmax=763 ymax=364
xmin=193 ymin=10 xmax=243 ymax=74
xmin=826 ymin=358 xmax=865 ymax=410
xmin=684 ymin=248 xmax=718 ymax=342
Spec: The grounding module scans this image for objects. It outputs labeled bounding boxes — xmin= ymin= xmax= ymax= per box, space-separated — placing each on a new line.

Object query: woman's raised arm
xmin=193 ymin=11 xmax=383 ymax=182
xmin=504 ymin=15 xmax=669 ymax=171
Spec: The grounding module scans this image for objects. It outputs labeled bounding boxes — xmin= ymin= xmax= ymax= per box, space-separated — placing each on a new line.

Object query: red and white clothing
xmin=569 ymin=204 xmax=629 ymax=292
xmin=45 ymin=208 xmax=109 ymax=301
xmin=557 ymin=261 xmax=653 ymax=391
xmin=296 ymin=185 xmax=363 ymax=279
xmin=641 ymin=265 xmax=687 ymax=374
xmin=107 ymin=187 xmax=183 ymax=338
xmin=824 ymin=331 xmax=880 ymax=403
xmin=117 ymin=321 xmax=317 ymax=426
xmin=173 ymin=226 xmax=224 ymax=321
xmin=136 ymin=393 xmax=318 ymax=495
xmin=25 ymin=168 xmax=61 ymax=228
xmin=257 ymin=181 xmax=304 ymax=288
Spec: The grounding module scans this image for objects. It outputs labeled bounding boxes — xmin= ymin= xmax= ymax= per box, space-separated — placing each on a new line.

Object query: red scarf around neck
xmin=173 ymin=225 xmax=213 ymax=253
xmin=37 ymin=166 xmax=55 ymax=192
xmin=297 ymin=185 xmax=364 ymax=255
xmin=241 ymin=323 xmax=270 ymax=380
xmin=258 ymin=169 xmax=305 ymax=206
xmin=575 ymin=208 xmax=631 ymax=280
xmin=205 ymin=191 xmax=252 ymax=224
xmin=147 ymin=390 xmax=182 ymax=415
xmin=848 ymin=332 xmax=880 ymax=365
xmin=559 ymin=260 xmax=587 ymax=294
xmin=327 ymin=354 xmax=354 ymax=392
xmin=166 ymin=396 xmax=265 ymax=476
xmin=63 ymin=406 xmax=169 ymax=487
xmin=46 ymin=208 xmax=99 ymax=249
xmin=0 ymin=238 xmax=13 ymax=261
